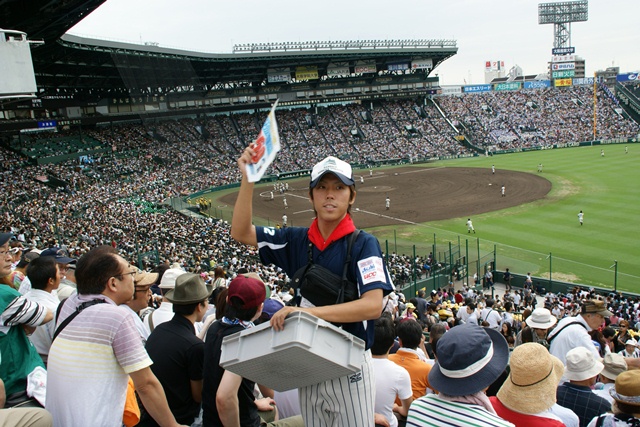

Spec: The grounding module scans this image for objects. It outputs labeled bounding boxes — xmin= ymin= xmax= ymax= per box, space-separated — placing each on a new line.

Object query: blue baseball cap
xmin=40 ymin=247 xmax=76 ymax=264
xmin=0 ymin=233 xmax=13 ymax=246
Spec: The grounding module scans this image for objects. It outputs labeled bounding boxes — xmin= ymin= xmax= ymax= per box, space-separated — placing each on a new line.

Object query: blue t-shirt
xmin=256 ymin=226 xmax=393 ymax=349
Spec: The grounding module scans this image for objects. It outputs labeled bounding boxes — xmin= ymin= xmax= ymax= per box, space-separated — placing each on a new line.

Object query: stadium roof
xmin=2 ymin=1 xmax=457 ymax=98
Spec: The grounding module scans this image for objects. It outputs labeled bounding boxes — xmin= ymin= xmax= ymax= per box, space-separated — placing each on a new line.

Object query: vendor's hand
xmin=238 ymin=145 xmax=255 ymax=177
xmin=269 ymin=306 xmax=299 ymax=331
xmin=255 ymin=397 xmax=276 ymax=412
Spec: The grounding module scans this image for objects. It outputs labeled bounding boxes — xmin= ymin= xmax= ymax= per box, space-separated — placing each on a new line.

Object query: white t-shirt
xmin=372 ymin=358 xmax=412 ymax=427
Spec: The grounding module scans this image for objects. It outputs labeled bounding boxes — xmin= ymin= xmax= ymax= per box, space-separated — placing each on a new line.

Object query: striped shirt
xmin=407 ymin=394 xmax=515 ymax=427
xmin=46 ymin=294 xmax=152 ymax=427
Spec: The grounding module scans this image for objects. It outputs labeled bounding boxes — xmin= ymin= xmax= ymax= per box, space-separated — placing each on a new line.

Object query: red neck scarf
xmin=307 ymin=215 xmax=356 ymax=251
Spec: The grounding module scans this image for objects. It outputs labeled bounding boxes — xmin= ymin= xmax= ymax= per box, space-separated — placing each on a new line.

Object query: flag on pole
xmin=245 ymin=100 xmax=280 ymax=183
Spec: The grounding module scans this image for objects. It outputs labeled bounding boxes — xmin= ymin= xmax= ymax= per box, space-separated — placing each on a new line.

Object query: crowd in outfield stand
xmin=2 ymin=86 xmax=640 ymax=426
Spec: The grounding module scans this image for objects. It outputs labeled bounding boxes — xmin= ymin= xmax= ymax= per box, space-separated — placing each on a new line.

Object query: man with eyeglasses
xmin=0 ymin=232 xmax=54 ymax=408
xmin=124 ymin=268 xmax=159 ymax=345
xmin=46 ymin=245 xmax=186 ymax=427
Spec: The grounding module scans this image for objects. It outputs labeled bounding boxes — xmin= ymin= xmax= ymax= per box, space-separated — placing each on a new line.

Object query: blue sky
xmin=68 ymin=0 xmax=638 ymax=86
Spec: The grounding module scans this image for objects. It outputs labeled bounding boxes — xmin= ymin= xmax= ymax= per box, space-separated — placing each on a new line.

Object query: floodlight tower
xmin=539 ymin=0 xmax=588 ymax=50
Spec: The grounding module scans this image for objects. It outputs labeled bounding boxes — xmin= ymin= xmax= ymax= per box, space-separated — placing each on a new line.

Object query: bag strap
xmin=547 ymin=320 xmax=587 ymax=344
xmin=484 ymin=309 xmax=493 ymax=322
xmin=336 ymin=229 xmax=361 ymax=305
xmin=53 ymin=298 xmax=107 ymax=341
xmin=148 ymin=310 xmax=156 ymax=333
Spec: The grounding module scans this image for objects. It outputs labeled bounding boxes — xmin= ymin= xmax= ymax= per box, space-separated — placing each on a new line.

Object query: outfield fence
xmin=378 ymin=228 xmax=636 ymax=300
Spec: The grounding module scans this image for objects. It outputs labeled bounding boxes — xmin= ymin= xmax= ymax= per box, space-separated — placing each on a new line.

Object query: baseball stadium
xmin=1 ymin=1 xmax=639 ymax=296
xmin=3 ymin=0 xmax=640 ymax=425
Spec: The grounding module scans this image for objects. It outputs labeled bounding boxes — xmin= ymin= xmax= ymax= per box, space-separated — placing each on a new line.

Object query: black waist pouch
xmin=296 ymin=263 xmax=358 ymax=307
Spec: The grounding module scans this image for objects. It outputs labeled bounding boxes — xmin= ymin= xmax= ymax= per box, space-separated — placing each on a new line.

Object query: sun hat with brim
xmin=164 ymin=273 xmax=213 ymax=305
xmin=497 ymin=343 xmax=564 ymax=414
xmin=0 ymin=233 xmax=12 ymax=246
xmin=600 ymin=353 xmax=627 ymax=381
xmin=428 ymin=323 xmax=509 ymax=396
xmin=625 ymin=339 xmax=638 ymax=347
xmin=610 ymin=370 xmax=640 ymax=406
xmin=309 ymin=156 xmax=354 ymax=189
xmin=405 ymin=302 xmax=416 ymax=310
xmin=563 ymin=346 xmax=604 ymax=381
xmin=159 ymin=268 xmax=185 ymax=289
xmin=134 ymin=268 xmax=159 ymax=287
xmin=526 ymin=307 xmax=558 ymax=329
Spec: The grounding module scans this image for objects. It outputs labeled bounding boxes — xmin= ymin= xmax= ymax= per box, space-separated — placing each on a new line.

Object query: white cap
xmin=309 ymin=156 xmax=354 ymax=188
xmin=159 ymin=268 xmax=186 ymax=289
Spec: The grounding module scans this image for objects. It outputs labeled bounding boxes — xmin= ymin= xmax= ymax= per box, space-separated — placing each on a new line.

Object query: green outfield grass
xmin=366 ymin=144 xmax=640 ymax=293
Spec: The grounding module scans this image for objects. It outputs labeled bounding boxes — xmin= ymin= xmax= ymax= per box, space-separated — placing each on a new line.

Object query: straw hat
xmin=405 ymin=302 xmax=416 ymax=310
xmin=428 ymin=323 xmax=509 ymax=396
xmin=610 ymin=370 xmax=640 ymax=407
xmin=497 ymin=343 xmax=564 ymax=414
xmin=526 ymin=308 xmax=558 ymax=330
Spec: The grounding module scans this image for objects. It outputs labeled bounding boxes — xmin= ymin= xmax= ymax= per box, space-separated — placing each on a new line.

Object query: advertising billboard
xmin=551 ymin=63 xmax=575 ymax=71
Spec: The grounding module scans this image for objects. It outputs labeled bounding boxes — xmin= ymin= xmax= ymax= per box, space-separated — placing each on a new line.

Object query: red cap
xmin=228 ymin=275 xmax=266 ymax=309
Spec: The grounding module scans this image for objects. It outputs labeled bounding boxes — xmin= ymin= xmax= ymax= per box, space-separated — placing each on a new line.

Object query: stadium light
xmin=538 ymin=0 xmax=588 ymax=48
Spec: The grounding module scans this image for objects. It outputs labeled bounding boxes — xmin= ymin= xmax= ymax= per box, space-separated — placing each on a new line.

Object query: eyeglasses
xmin=114 ymin=271 xmax=137 ymax=280
xmin=134 ymin=286 xmax=151 ymax=293
xmin=0 ymin=250 xmax=11 ymax=258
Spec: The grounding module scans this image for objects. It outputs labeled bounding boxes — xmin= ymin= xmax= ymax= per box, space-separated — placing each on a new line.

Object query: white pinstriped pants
xmin=299 ymin=349 xmax=375 ymax=427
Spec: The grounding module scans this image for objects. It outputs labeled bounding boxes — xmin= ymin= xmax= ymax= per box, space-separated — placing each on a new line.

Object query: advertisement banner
xmin=523 ymin=80 xmax=551 ymax=89
xmin=485 ymin=61 xmax=505 ymax=71
xmin=494 ymin=82 xmax=521 ymax=91
xmin=551 ymin=62 xmax=575 ymax=71
xmin=616 ymin=73 xmax=639 ymax=82
xmin=552 ymin=70 xmax=575 ymax=79
xmin=387 ymin=62 xmax=409 ymax=71
xmin=463 ymin=84 xmax=492 ymax=93
xmin=552 ymin=47 xmax=575 ymax=55
xmin=551 ymin=55 xmax=576 ymax=63
xmin=267 ymin=68 xmax=291 ymax=83
xmin=411 ymin=58 xmax=433 ymax=70
xmin=354 ymin=61 xmax=376 ymax=74
xmin=295 ymin=66 xmax=318 ymax=81
xmin=327 ymin=65 xmax=350 ymax=77
xmin=441 ymin=86 xmax=463 ymax=94
xmin=573 ymin=77 xmax=595 ymax=85
xmin=554 ymin=78 xmax=573 ymax=87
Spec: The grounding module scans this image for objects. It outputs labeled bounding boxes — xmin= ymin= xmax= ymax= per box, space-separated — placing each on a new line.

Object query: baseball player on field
xmin=232 ymin=147 xmax=393 ymax=427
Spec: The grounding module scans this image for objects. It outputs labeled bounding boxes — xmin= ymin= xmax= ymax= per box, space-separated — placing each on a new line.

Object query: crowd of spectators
xmin=3 ymin=86 xmax=640 ymax=425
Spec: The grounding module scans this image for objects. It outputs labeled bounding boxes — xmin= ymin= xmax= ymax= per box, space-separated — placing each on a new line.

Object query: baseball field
xmin=213 ymin=144 xmax=639 ymax=293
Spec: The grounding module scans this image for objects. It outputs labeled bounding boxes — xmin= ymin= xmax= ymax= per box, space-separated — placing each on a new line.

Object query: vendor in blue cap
xmin=231 ymin=150 xmax=394 ymax=427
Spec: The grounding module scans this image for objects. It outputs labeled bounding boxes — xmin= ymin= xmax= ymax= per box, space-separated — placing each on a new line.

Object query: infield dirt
xmin=219 ymin=166 xmax=552 ymax=229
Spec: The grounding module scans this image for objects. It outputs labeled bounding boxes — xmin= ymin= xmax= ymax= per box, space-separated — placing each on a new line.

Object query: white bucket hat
xmin=564 ymin=347 xmax=604 ymax=381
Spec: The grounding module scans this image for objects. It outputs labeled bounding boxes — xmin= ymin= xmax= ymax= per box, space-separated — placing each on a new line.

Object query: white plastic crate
xmin=220 ymin=311 xmax=365 ymax=391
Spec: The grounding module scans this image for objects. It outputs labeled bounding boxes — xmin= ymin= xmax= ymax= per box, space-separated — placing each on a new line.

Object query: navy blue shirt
xmin=256 ymin=226 xmax=393 ymax=349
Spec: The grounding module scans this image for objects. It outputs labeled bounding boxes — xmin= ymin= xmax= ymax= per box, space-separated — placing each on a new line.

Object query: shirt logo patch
xmin=358 ymin=256 xmax=385 ymax=285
